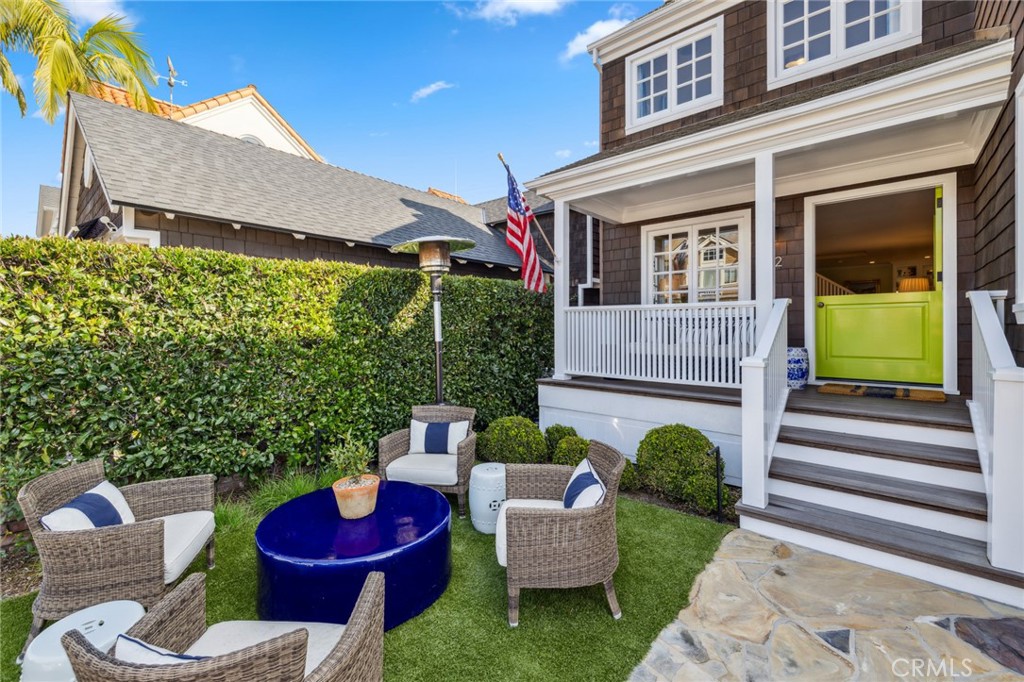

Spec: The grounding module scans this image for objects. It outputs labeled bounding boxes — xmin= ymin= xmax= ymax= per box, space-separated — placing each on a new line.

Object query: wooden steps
xmin=777 ymin=425 xmax=981 ymax=472
xmin=737 ymin=497 xmax=1024 ymax=588
xmin=786 ymin=389 xmax=973 ymax=431
xmin=768 ymin=459 xmax=988 ymax=519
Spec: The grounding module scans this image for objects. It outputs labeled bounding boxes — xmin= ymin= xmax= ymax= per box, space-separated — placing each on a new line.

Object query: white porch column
xmin=552 ymin=199 xmax=570 ymax=380
xmin=754 ymin=153 xmax=776 ymax=337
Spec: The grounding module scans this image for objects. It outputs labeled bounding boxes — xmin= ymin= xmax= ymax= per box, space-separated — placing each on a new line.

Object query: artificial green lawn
xmin=1 ymin=485 xmax=728 ymax=682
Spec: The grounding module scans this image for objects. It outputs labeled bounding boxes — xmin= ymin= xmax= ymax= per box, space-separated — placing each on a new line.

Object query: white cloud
xmin=448 ymin=0 xmax=571 ymax=26
xmin=65 ymin=0 xmax=132 ymax=25
xmin=560 ymin=5 xmax=635 ymax=63
xmin=583 ymin=140 xmax=598 ymax=147
xmin=554 ymin=149 xmax=571 ymax=159
xmin=411 ymin=81 xmax=455 ymax=103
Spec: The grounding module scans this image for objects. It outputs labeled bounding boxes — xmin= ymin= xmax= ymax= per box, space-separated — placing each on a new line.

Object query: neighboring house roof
xmin=476 ymin=190 xmax=554 ymax=225
xmin=427 ymin=188 xmax=467 ymax=204
xmin=69 ymin=92 xmax=536 ymax=270
xmin=36 ymin=184 xmax=61 ymax=237
xmin=542 ymin=39 xmax=998 ymax=177
xmin=85 ymin=80 xmax=321 ymax=161
xmin=38 ymin=184 xmax=60 ymax=209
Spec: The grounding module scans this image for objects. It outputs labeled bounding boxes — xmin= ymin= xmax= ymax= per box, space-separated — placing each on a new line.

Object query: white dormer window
xmin=625 ymin=16 xmax=724 ymax=135
xmin=239 ymin=134 xmax=265 ymax=146
xmin=767 ymin=0 xmax=922 ymax=89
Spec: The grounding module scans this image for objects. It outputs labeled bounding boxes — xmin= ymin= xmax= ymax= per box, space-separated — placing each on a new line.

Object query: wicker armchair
xmin=17 ymin=459 xmax=215 ymax=655
xmin=499 ymin=440 xmax=626 ymax=627
xmin=378 ymin=405 xmax=476 ymax=517
xmin=61 ymin=571 xmax=385 ymax=682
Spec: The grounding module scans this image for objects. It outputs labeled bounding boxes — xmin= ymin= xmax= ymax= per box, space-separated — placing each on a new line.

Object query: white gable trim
xmin=180 ymin=97 xmax=315 ymax=160
xmin=1014 ymin=77 xmax=1024 ymax=325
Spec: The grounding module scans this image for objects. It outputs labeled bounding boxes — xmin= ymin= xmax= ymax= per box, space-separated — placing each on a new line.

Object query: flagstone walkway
xmin=630 ymin=530 xmax=1024 ymax=681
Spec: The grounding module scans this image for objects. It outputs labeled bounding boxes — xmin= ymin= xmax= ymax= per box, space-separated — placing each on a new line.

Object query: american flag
xmin=504 ymin=163 xmax=546 ymax=293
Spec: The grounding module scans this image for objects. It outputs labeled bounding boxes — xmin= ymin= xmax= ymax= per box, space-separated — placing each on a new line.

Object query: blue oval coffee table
xmin=256 ymin=480 xmax=451 ymax=630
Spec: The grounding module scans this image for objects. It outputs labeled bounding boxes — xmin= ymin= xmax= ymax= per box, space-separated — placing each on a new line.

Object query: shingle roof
xmin=70 ymin=92 xmax=530 ymax=269
xmin=541 ymin=39 xmax=998 ymax=177
xmin=476 ymin=190 xmax=554 ymax=225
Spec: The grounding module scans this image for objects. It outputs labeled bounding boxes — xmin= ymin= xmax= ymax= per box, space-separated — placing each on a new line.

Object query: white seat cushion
xmin=386 ymin=453 xmax=458 ymax=486
xmin=161 ymin=510 xmax=215 ymax=584
xmin=185 ymin=620 xmax=345 ymax=677
xmin=495 ymin=499 xmax=563 ymax=567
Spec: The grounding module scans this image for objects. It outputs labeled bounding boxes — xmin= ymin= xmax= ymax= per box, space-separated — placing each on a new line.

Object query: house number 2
xmin=774 ymin=256 xmax=783 ymax=268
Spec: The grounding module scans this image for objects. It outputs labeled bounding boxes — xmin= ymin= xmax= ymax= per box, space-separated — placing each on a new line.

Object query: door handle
xmin=817 ymin=302 xmax=825 ymax=308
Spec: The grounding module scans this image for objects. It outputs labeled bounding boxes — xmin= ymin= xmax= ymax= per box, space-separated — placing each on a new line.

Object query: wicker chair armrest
xmin=33 ymin=519 xmax=166 ymax=614
xmin=377 ymin=429 xmax=410 ymax=475
xmin=306 ymin=572 xmax=385 ymax=682
xmin=63 ymin=625 xmax=308 ymax=682
xmin=125 ymin=573 xmax=208 ymax=653
xmin=455 ymin=432 xmax=477 ymax=483
xmin=505 ymin=464 xmax=574 ymax=500
xmin=120 ymin=474 xmax=215 ymax=521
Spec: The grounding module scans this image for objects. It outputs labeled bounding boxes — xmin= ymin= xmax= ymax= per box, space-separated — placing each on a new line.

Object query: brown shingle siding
xmin=600 ymin=1 xmax=978 ymax=152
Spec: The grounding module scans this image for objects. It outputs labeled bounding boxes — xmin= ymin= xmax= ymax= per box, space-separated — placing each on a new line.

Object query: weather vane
xmin=155 ymin=56 xmax=188 ymax=103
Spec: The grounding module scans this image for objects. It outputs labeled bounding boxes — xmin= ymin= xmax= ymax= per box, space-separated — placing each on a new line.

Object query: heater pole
xmin=431 ymin=273 xmax=444 ymax=404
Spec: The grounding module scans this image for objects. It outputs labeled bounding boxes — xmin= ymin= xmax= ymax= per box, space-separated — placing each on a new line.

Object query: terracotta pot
xmin=332 ymin=475 xmax=380 ymax=520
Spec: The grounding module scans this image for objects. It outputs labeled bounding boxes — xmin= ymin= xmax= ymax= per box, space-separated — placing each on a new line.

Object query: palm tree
xmin=0 ymin=0 xmax=157 ymax=123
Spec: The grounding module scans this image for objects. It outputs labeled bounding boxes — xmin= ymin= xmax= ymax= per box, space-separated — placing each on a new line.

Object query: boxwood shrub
xmin=477 ymin=416 xmax=546 ymax=464
xmin=551 ymin=435 xmax=589 ymax=467
xmin=544 ymin=424 xmax=577 ymax=460
xmin=0 ymin=238 xmax=553 ymax=522
xmin=635 ymin=424 xmax=718 ymax=513
xmin=619 ymin=459 xmax=641 ymax=492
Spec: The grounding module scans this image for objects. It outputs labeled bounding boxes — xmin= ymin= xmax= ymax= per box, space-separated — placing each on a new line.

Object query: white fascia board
xmin=1016 ymin=76 xmax=1024 ymax=325
xmin=529 ymin=40 xmax=1013 ymax=202
xmin=589 ymin=0 xmax=744 ymax=64
xmin=57 ymin=100 xmax=78 ymax=236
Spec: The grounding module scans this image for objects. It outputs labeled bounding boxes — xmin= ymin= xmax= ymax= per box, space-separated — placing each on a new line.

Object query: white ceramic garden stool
xmin=20 ymin=599 xmax=145 ymax=682
xmin=469 ymin=462 xmax=506 ymax=534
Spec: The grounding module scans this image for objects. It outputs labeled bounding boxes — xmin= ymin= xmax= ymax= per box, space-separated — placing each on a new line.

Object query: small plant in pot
xmin=330 ymin=432 xmax=379 ymax=520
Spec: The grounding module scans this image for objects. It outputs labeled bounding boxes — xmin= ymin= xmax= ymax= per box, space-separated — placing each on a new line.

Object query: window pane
xmin=809 ymin=0 xmax=830 ymax=12
xmin=653 ymin=255 xmax=668 ymax=272
xmin=696 ymin=36 xmax=712 ymax=57
xmin=699 ymin=270 xmax=717 ymax=288
xmin=846 ymin=20 xmax=870 ymax=47
xmin=654 ymin=94 xmax=668 ymax=112
xmin=846 ymin=0 xmax=870 ymax=22
xmin=672 ymin=252 xmax=689 ymax=271
xmin=677 ymin=85 xmax=693 ymax=104
xmin=875 ymin=10 xmax=897 ymax=37
xmin=677 ymin=43 xmax=692 ymax=63
xmin=653 ymin=54 xmax=668 ymax=73
xmin=783 ymin=0 xmax=803 ymax=23
xmin=671 ymin=293 xmax=689 ymax=304
xmin=722 ymin=268 xmax=738 ymax=284
xmin=653 ymin=235 xmax=668 ymax=252
xmin=654 ymin=293 xmax=668 ymax=304
xmin=638 ymin=81 xmax=650 ymax=98
xmin=695 ymin=56 xmax=712 ymax=78
xmin=638 ymin=100 xmax=650 ymax=118
xmin=783 ymin=45 xmax=805 ymax=68
xmin=653 ymin=73 xmax=668 ymax=92
xmin=784 ymin=21 xmax=804 ymax=46
xmin=695 ymin=78 xmax=712 ymax=98
xmin=672 ymin=273 xmax=688 ymax=289
xmin=637 ymin=62 xmax=650 ymax=79
xmin=654 ymin=275 xmax=670 ymax=293
xmin=874 ymin=0 xmax=892 ymax=12
xmin=719 ymin=226 xmax=738 ymax=247
xmin=809 ymin=34 xmax=831 ymax=61
xmin=671 ymin=236 xmax=688 ymax=252
xmin=678 ymin=63 xmax=693 ymax=83
xmin=808 ymin=10 xmax=831 ymax=37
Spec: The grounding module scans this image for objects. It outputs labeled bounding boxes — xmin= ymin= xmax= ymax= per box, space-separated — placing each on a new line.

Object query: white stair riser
xmin=739 ymin=516 xmax=1024 ymax=608
xmin=773 ymin=443 xmax=985 ymax=493
xmin=767 ymin=479 xmax=987 ymax=541
xmin=782 ymin=412 xmax=976 ymax=449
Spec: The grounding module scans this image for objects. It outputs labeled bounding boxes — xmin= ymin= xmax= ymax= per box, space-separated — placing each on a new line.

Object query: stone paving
xmin=630 ymin=530 xmax=1024 ymax=681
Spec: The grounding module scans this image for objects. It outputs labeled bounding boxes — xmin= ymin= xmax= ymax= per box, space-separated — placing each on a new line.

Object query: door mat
xmin=817 ymin=383 xmax=946 ymax=403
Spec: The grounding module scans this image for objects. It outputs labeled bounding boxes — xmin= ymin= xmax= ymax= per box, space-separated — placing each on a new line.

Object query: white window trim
xmin=766 ymin=0 xmax=923 ymax=90
xmin=640 ymin=209 xmax=752 ymax=305
xmin=1015 ymin=77 xmax=1024 ymax=324
xmin=625 ymin=15 xmax=724 ymax=136
xmin=83 ymin=148 xmax=95 ymax=189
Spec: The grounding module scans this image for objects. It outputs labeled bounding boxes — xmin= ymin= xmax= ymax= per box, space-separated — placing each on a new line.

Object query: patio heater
xmin=390 ymin=236 xmax=475 ymax=404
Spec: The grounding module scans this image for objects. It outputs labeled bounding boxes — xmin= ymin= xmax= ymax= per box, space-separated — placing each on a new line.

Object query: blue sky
xmin=1 ymin=0 xmax=659 ymax=236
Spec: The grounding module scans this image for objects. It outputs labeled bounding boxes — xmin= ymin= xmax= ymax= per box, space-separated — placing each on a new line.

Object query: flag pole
xmin=497 ymin=153 xmax=557 ymax=259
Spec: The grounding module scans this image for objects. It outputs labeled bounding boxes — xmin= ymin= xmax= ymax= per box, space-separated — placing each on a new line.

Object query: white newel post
xmin=989 ymin=366 xmax=1024 ymax=572
xmin=754 ymin=153 xmax=775 ymax=338
xmin=552 ymin=200 xmax=570 ymax=380
xmin=741 ymin=356 xmax=767 ymax=508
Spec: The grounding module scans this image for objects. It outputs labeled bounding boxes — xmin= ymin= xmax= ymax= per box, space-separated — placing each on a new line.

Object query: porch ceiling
xmin=570 ymin=105 xmax=996 ymax=225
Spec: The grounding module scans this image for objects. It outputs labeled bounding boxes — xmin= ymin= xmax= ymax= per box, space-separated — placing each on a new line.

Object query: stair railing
xmin=740 ymin=298 xmax=791 ymax=508
xmin=816 ymin=273 xmax=855 ymax=296
xmin=966 ymin=290 xmax=1024 ymax=574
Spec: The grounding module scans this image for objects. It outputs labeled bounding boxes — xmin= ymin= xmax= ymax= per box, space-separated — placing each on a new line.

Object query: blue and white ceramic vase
xmin=787 ymin=347 xmax=809 ymax=390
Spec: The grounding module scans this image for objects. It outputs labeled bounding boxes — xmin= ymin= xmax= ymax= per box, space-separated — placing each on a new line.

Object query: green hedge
xmin=0 ymin=238 xmax=553 ymax=521
xmin=551 ymin=435 xmax=589 ymax=467
xmin=477 ymin=416 xmax=547 ymax=464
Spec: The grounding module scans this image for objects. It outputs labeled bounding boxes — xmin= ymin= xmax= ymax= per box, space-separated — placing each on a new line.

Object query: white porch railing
xmin=966 ymin=290 xmax=1024 ymax=574
xmin=816 ymin=273 xmax=854 ymax=296
xmin=740 ymin=298 xmax=791 ymax=508
xmin=564 ymin=301 xmax=757 ymax=387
